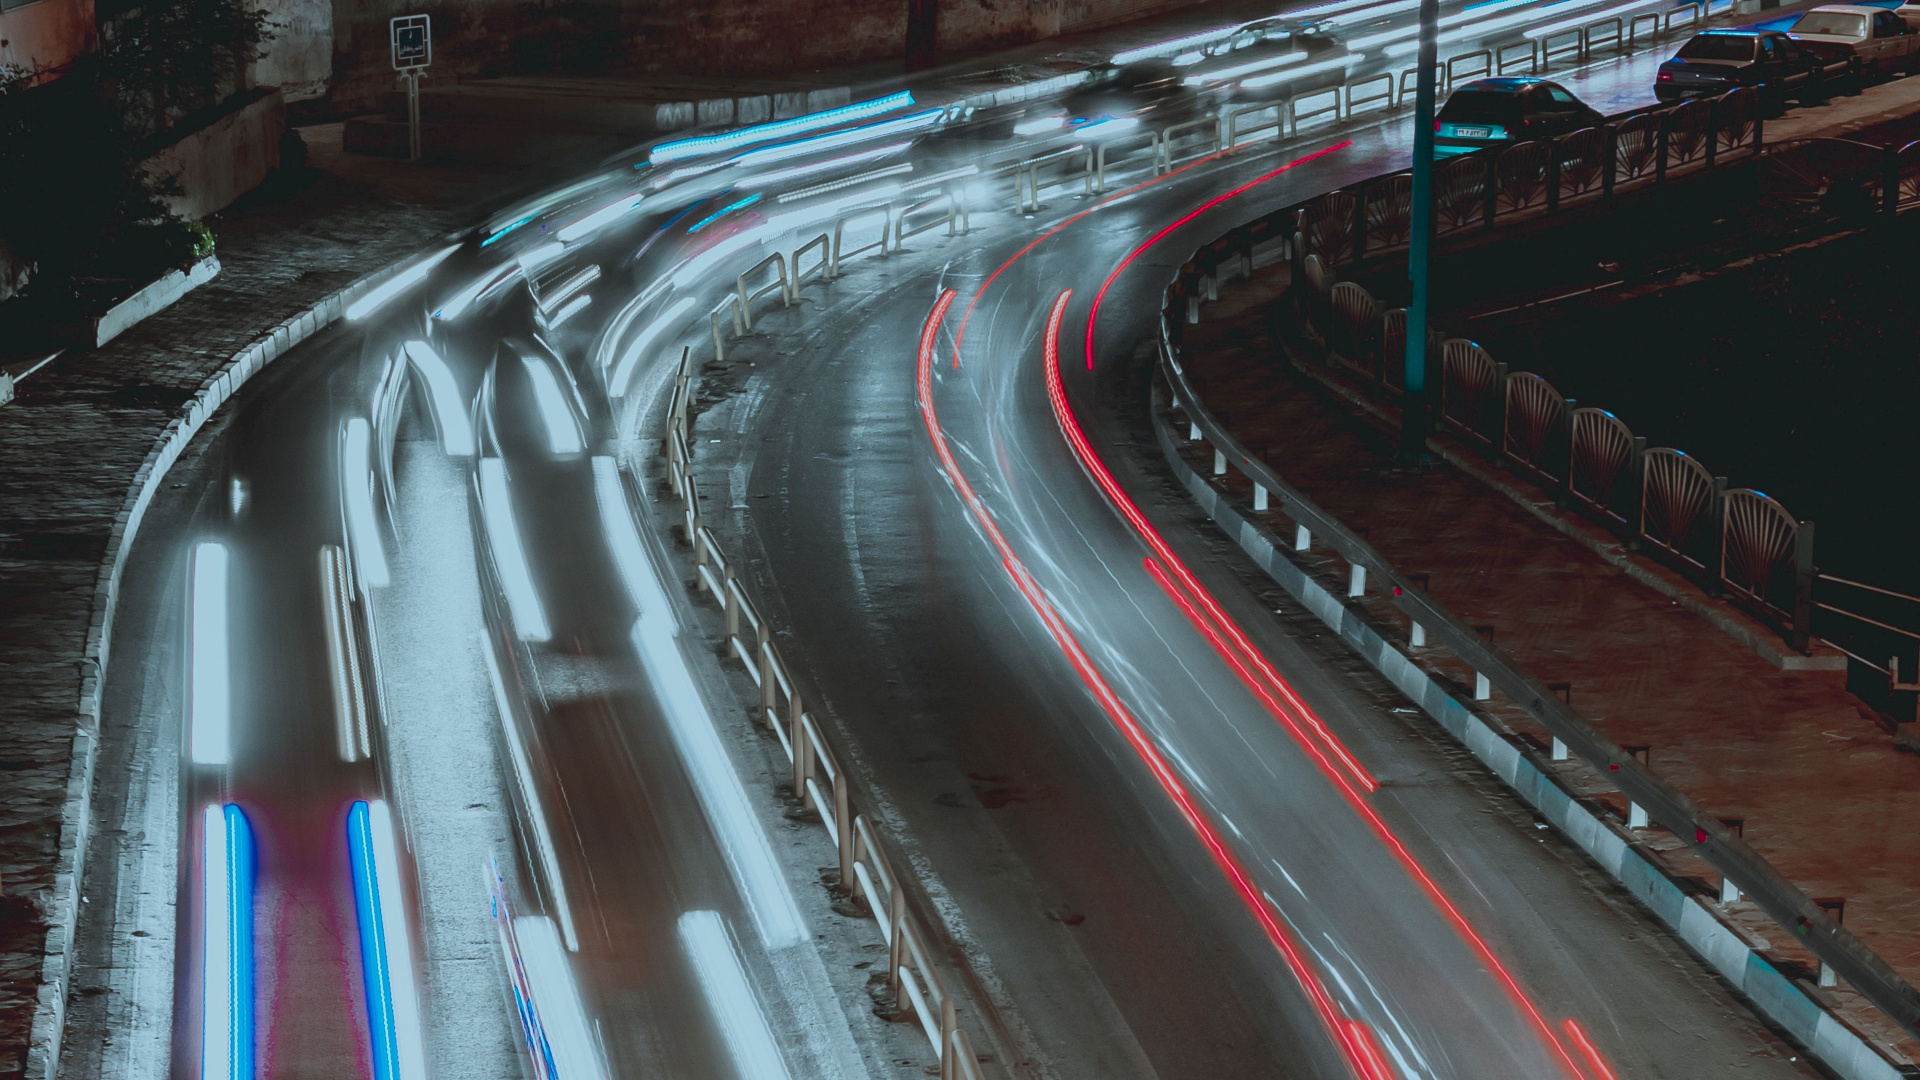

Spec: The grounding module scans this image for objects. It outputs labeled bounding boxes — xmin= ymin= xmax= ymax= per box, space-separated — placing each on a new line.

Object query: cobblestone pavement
xmin=1176 ymin=279 xmax=1920 ymax=1067
xmin=0 ymin=126 xmax=622 ymax=1076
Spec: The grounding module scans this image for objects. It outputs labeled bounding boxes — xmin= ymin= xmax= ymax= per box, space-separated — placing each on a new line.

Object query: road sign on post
xmin=390 ymin=15 xmax=431 ymax=162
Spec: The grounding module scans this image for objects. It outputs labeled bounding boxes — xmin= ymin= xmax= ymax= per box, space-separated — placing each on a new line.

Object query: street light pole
xmin=1402 ymin=0 xmax=1441 ymax=458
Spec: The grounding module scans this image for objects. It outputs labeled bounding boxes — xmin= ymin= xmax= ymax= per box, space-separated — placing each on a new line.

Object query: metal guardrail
xmin=1495 ymin=40 xmax=1539 ymax=75
xmin=1152 ymin=141 xmax=1920 ymax=1047
xmin=660 ymin=346 xmax=988 ymax=1080
xmin=734 ymin=252 xmax=792 ymax=331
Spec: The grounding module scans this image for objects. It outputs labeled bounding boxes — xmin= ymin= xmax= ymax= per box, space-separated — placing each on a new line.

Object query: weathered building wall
xmin=322 ymin=0 xmax=1204 ymax=112
xmin=0 ymin=0 xmax=96 ymax=75
xmin=253 ymin=0 xmax=334 ymax=99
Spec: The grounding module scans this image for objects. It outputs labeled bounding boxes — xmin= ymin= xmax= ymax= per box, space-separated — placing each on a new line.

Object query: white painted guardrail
xmin=660 ymin=347 xmax=987 ymax=1080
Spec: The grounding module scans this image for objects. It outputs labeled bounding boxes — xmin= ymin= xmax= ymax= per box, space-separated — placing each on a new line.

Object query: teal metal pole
xmin=1402 ymin=0 xmax=1441 ymax=458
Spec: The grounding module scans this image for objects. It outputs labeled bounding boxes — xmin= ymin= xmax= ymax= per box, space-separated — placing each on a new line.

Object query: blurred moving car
xmin=1179 ymin=17 xmax=1354 ymax=101
xmin=1433 ymin=78 xmax=1603 ymax=156
xmin=1058 ymin=59 xmax=1209 ymax=128
xmin=1656 ymin=29 xmax=1839 ymax=102
xmin=1787 ymin=5 xmax=1920 ymax=78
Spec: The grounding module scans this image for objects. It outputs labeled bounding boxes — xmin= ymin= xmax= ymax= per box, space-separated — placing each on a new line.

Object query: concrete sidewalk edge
xmin=22 ymin=251 xmax=417 ymax=1080
xmin=1152 ymin=412 xmax=1918 ymax=1080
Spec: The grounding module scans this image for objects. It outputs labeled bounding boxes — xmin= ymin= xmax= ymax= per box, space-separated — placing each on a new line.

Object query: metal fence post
xmin=1352 ymin=187 xmax=1368 ymax=262
xmin=1885 ymin=147 xmax=1901 ymax=218
xmin=1793 ymin=520 xmax=1817 ymax=654
xmin=1484 ymin=149 xmax=1500 ymax=228
xmin=1706 ymin=475 xmax=1729 ymax=595
xmin=1546 ymin=139 xmax=1561 ymax=213
xmin=758 ymin=624 xmax=775 ymax=713
xmin=888 ymin=883 xmax=908 ymax=1008
xmin=724 ymin=566 xmax=741 ymax=638
xmin=790 ymin=695 xmax=810 ymax=798
xmin=836 ymin=777 xmax=855 ymax=902
xmin=1655 ymin=118 xmax=1670 ymax=184
xmin=1603 ymin=124 xmax=1618 ymax=197
xmin=940 ymin=998 xmax=959 ymax=1080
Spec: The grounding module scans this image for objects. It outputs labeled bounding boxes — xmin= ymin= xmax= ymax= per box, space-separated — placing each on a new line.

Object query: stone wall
xmin=322 ymin=0 xmax=1203 ymax=112
xmin=0 ymin=0 xmax=95 ymax=75
xmin=139 ymin=88 xmax=286 ymax=221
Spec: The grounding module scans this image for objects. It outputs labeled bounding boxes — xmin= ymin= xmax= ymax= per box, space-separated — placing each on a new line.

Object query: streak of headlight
xmin=521 ymin=357 xmax=584 ymax=456
xmin=1241 ymin=53 xmax=1366 ymax=89
xmin=434 ymin=264 xmax=522 ymax=321
xmin=402 ymin=341 xmax=474 ymax=456
xmin=730 ymin=109 xmax=942 ymax=169
xmin=666 ymin=228 xmax=766 ymax=291
xmin=545 ymin=293 xmax=592 ymax=330
xmin=200 ymin=803 xmax=253 ymax=1080
xmin=1077 ymin=116 xmax=1142 ymax=139
xmin=1185 ymin=48 xmax=1306 ymax=85
xmin=514 ymin=915 xmax=607 ymax=1077
xmin=762 ymin=183 xmax=904 ymax=235
xmin=320 ymin=545 xmax=371 ymax=762
xmin=347 ymin=799 xmax=427 ymax=1080
xmin=678 ymin=911 xmax=793 ymax=1080
xmin=558 ymin=193 xmax=644 ymax=244
xmin=481 ymin=634 xmax=579 ymax=950
xmin=1384 ymin=0 xmax=1591 ymax=54
xmin=189 ymin=542 xmax=231 ymax=765
xmin=780 ymin=162 xmax=919 ymax=202
xmin=536 ymin=265 xmax=601 ymax=314
xmin=591 ymin=457 xmax=651 ymax=610
xmin=342 ymin=418 xmax=391 ymax=589
xmin=626 ymin=611 xmax=806 ymax=949
xmin=1112 ymin=24 xmax=1244 ymax=64
xmin=648 ymin=90 xmax=917 ymax=164
xmin=608 ymin=296 xmax=696 ymax=399
xmin=688 ymin=192 xmax=764 ymax=233
xmin=480 ymin=214 xmax=536 ymax=248
xmin=734 ymin=142 xmax=913 ymax=189
xmin=478 ymin=458 xmax=552 ymax=642
xmin=1525 ymin=0 xmax=1658 ymax=37
xmin=1014 ymin=115 xmax=1067 ymax=135
xmin=1325 ymin=0 xmax=1423 ymax=28
xmin=346 ymin=244 xmax=460 ymax=321
xmin=518 ymin=242 xmax=569 ymax=273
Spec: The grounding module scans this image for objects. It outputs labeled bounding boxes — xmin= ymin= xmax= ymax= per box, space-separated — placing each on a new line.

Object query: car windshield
xmin=1678 ymin=34 xmax=1756 ymax=59
xmin=1438 ymin=90 xmax=1525 ymax=125
xmin=1793 ymin=11 xmax=1867 ymax=35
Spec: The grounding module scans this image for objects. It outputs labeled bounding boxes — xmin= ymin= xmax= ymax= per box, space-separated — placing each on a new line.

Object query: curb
xmin=23 ymin=255 xmax=411 ymax=1080
xmin=1153 ymin=412 xmax=1917 ymax=1080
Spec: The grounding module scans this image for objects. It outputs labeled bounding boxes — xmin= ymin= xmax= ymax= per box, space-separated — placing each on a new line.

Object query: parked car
xmin=1656 ymin=30 xmax=1844 ymax=103
xmin=1433 ymin=78 xmax=1604 ymax=157
xmin=1788 ymin=5 xmax=1920 ymax=78
xmin=1897 ymin=0 xmax=1920 ymax=30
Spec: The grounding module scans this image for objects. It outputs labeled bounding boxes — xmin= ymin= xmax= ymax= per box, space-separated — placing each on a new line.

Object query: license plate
xmin=1453 ymin=126 xmax=1490 ymax=138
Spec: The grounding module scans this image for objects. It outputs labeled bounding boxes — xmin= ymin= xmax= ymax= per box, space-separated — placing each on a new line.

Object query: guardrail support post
xmin=1628 ymin=802 xmax=1649 ymax=828
xmin=836 ymin=769 xmax=855 ymax=887
xmin=1721 ymin=876 xmax=1742 ymax=903
xmin=1411 ymin=620 xmax=1426 ymax=647
xmin=724 ymin=567 xmax=741 ymax=639
xmin=1213 ymin=449 xmax=1227 ymax=476
xmin=939 ymin=998 xmax=959 ymax=1079
xmin=1348 ymin=564 xmax=1366 ymax=597
xmin=1189 ymin=421 xmax=1202 ymax=441
xmin=1473 ymin=671 xmax=1491 ymax=700
xmin=1254 ymin=484 xmax=1268 ymax=511
xmin=791 ymin=696 xmax=810 ymax=795
xmin=1295 ymin=525 xmax=1312 ymax=551
xmin=1791 ymin=520 xmax=1816 ymax=654
xmin=758 ymin=625 xmax=776 ymax=713
xmin=1551 ymin=736 xmax=1568 ymax=760
xmin=888 ymin=884 xmax=908 ymax=1008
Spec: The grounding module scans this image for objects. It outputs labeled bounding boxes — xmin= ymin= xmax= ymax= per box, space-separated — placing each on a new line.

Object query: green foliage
xmin=103 ymin=0 xmax=277 ymax=140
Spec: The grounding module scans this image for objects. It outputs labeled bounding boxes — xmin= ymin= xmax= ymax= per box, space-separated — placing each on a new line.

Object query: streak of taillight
xmin=1346 ymin=1019 xmax=1398 ymax=1080
xmin=1562 ymin=1019 xmax=1625 ymax=1080
xmin=1042 ymin=290 xmax=1377 ymax=794
xmin=1083 ymin=141 xmax=1351 ymax=371
xmin=917 ymin=292 xmax=1377 ymax=1080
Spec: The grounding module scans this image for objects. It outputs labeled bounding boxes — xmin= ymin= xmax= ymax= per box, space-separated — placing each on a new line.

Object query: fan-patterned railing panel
xmin=1300 ymin=253 xmax=1334 ymax=337
xmin=1304 ymin=190 xmax=1358 ymax=267
xmin=1502 ymin=371 xmax=1567 ymax=479
xmin=1570 ymin=407 xmax=1634 ymax=526
xmin=1365 ymin=174 xmax=1413 ymax=249
xmin=1641 ymin=448 xmax=1715 ymax=571
xmin=1437 ymin=156 xmax=1488 ymax=235
xmin=1713 ymin=87 xmax=1758 ymax=156
xmin=1558 ymin=127 xmax=1608 ymax=199
xmin=1615 ymin=112 xmax=1661 ymax=184
xmin=1441 ymin=338 xmax=1496 ymax=442
xmin=1496 ymin=141 xmax=1552 ymax=215
xmin=1665 ymin=99 xmax=1713 ymax=171
xmin=1329 ymin=281 xmax=1380 ymax=377
xmin=1897 ymin=140 xmax=1920 ymax=209
xmin=1382 ymin=308 xmax=1407 ymax=392
xmin=1722 ymin=489 xmax=1799 ymax=619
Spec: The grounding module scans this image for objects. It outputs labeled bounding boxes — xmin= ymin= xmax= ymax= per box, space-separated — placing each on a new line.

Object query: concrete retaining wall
xmin=140 ymin=89 xmax=286 ymax=222
xmin=1152 ymin=413 xmax=1915 ymax=1080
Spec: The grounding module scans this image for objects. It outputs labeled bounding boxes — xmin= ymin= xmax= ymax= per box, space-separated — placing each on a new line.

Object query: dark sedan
xmin=1655 ymin=29 xmax=1837 ymax=103
xmin=1433 ymin=78 xmax=1603 ymax=157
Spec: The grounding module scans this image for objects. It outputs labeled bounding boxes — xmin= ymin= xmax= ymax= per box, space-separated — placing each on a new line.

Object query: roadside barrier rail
xmin=1091 ymin=130 xmax=1163 ymax=193
xmin=661 ymin=345 xmax=987 ymax=1080
xmin=1225 ymin=103 xmax=1285 ymax=149
xmin=1287 ymin=88 xmax=1343 ymax=137
xmin=1495 ymin=40 xmax=1539 ymax=76
xmin=1446 ymin=48 xmax=1494 ymax=86
xmin=734 ymin=253 xmax=792 ymax=331
xmin=793 ymin=232 xmax=831 ymax=289
xmin=1159 ymin=115 xmax=1223 ymax=170
xmin=1581 ymin=16 xmax=1624 ymax=56
xmin=1345 ymin=73 xmax=1395 ymax=118
xmin=831 ymin=205 xmax=894 ymax=276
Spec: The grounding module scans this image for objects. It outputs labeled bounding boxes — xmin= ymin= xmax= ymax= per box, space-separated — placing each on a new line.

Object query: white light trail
xmin=1241 ymin=54 xmax=1366 ymax=89
xmin=402 ymin=341 xmax=474 ymax=457
xmin=200 ymin=804 xmax=252 ymax=1080
xmin=366 ymin=799 xmax=428 ymax=1080
xmin=481 ymin=636 xmax=579 ymax=950
xmin=558 ymin=194 xmax=645 ymax=244
xmin=678 ymin=911 xmax=792 ymax=1080
xmin=731 ymin=109 xmax=941 ymax=169
xmin=546 ymin=294 xmax=592 ymax=330
xmin=1383 ymin=0 xmax=1590 ymax=55
xmin=608 ymin=297 xmax=696 ymax=399
xmin=735 ymin=142 xmax=913 ymax=189
xmin=342 ymin=418 xmax=391 ymax=589
xmin=346 ymin=245 xmax=460 ymax=322
xmin=515 ymin=915 xmax=608 ymax=1077
xmin=522 ymin=357 xmax=584 ymax=456
xmin=189 ymin=542 xmax=231 ymax=765
xmin=478 ymin=458 xmax=552 ymax=642
xmin=1112 ymin=24 xmax=1243 ymax=64
xmin=630 ymin=607 xmax=807 ymax=950
xmin=648 ymin=90 xmax=917 ymax=164
xmin=434 ymin=263 xmax=522 ymax=322
xmin=320 ymin=546 xmax=371 ymax=762
xmin=591 ymin=457 xmax=652 ymax=612
xmin=1077 ymin=116 xmax=1142 ymax=139
xmin=1525 ymin=0 xmax=1660 ymax=37
xmin=1186 ymin=49 xmax=1306 ymax=85
xmin=1014 ymin=114 xmax=1068 ymax=135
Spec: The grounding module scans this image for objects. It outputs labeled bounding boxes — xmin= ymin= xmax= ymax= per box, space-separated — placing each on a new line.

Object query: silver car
xmin=1790 ymin=4 xmax=1920 ymax=77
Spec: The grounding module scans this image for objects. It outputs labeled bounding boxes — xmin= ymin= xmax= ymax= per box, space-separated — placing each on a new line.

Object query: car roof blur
xmin=1694 ymin=27 xmax=1763 ymax=36
xmin=1805 ymin=3 xmax=1882 ymax=11
xmin=1456 ymin=77 xmax=1546 ymax=92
